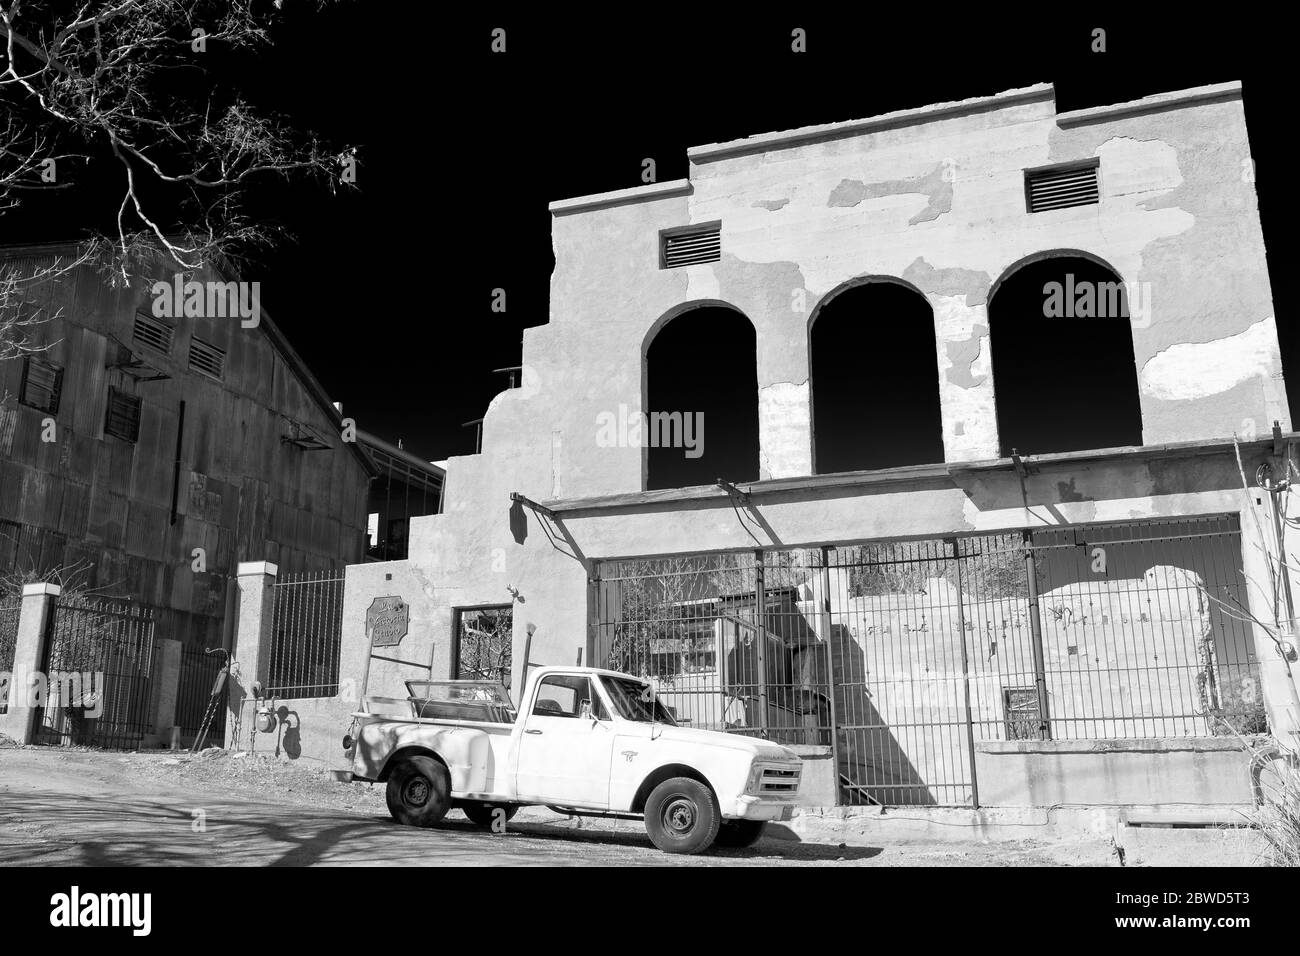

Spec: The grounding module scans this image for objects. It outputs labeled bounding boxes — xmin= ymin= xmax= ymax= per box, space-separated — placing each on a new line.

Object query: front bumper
xmin=725 ymin=795 xmax=797 ymax=822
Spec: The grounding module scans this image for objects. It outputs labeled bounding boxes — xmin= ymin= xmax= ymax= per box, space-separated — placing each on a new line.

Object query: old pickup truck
xmin=345 ymin=665 xmax=803 ymax=854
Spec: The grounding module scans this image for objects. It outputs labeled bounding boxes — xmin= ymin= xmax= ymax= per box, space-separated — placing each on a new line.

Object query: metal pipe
xmin=168 ymin=400 xmax=186 ymax=526
xmin=1023 ymin=530 xmax=1052 ymax=740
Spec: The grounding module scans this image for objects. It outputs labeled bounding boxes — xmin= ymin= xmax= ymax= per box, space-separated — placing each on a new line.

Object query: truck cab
xmin=348 ymin=665 xmax=803 ymax=854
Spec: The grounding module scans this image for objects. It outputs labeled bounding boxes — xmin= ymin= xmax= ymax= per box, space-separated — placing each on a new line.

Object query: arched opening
xmin=810 ymin=279 xmax=944 ymax=474
xmin=645 ymin=304 xmax=759 ymax=490
xmin=988 ymin=253 xmax=1142 ymax=457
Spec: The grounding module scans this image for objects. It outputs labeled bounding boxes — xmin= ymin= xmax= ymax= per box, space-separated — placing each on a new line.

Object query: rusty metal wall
xmin=0 ymin=254 xmax=369 ymax=649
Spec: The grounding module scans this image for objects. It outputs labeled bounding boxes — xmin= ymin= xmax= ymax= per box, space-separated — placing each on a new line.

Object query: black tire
xmin=461 ymin=801 xmax=519 ymax=828
xmin=643 ymin=776 xmax=721 ymax=854
xmin=714 ymin=818 xmax=766 ymax=848
xmin=385 ymin=756 xmax=451 ymax=827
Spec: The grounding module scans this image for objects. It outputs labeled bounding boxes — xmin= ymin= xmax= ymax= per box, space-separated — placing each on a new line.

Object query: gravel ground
xmin=0 ymin=746 xmax=1132 ymax=866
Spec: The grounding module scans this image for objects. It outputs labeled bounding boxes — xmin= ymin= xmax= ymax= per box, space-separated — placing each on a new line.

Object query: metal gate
xmin=175 ymin=643 xmax=228 ymax=744
xmin=591 ymin=515 xmax=1263 ymax=807
xmin=34 ymin=595 xmax=156 ymax=749
xmin=0 ymin=597 xmax=21 ymax=715
xmin=267 ymin=570 xmax=345 ymax=698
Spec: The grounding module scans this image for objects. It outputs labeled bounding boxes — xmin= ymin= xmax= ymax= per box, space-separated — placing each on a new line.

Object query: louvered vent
xmin=105 ymin=387 xmax=141 ymax=442
xmin=661 ymin=223 xmax=721 ymax=268
xmin=188 ymin=336 xmax=226 ymax=379
xmin=19 ymin=357 xmax=63 ymax=414
xmin=1025 ymin=161 xmax=1100 ymax=213
xmin=133 ymin=312 xmax=174 ymax=354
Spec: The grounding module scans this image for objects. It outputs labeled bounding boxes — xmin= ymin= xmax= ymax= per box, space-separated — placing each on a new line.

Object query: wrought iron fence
xmin=0 ymin=597 xmax=21 ymax=715
xmin=176 ymin=644 xmax=228 ymax=743
xmin=593 ymin=550 xmax=833 ymax=748
xmin=268 ymin=570 xmax=345 ymax=698
xmin=591 ymin=514 xmax=1264 ymax=808
xmin=34 ymin=595 xmax=156 ymax=750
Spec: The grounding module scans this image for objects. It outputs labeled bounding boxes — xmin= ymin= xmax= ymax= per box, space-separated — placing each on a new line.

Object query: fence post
xmin=949 ymin=539 xmax=980 ymax=808
xmin=753 ymin=550 xmax=769 ymax=735
xmin=230 ymin=561 xmax=277 ymax=748
xmin=1022 ymin=531 xmax=1053 ymax=740
xmin=0 ymin=583 xmax=60 ymax=745
xmin=150 ymin=638 xmax=183 ymax=743
xmin=820 ymin=546 xmax=842 ymax=806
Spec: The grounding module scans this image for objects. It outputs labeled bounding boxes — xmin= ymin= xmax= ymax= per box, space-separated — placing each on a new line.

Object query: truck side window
xmin=533 ymin=675 xmax=609 ymax=719
xmin=533 ymin=675 xmax=584 ymax=717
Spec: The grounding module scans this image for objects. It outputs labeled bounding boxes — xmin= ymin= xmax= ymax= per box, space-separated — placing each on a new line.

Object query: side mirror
xmin=578 ymin=700 xmax=593 ymax=721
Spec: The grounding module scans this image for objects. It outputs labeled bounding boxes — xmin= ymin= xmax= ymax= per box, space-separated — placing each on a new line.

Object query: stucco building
xmin=252 ymin=82 xmax=1300 ymax=814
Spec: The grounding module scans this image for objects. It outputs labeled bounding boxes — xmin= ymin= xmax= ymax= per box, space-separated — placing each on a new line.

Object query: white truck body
xmin=348 ymin=665 xmax=803 ymax=853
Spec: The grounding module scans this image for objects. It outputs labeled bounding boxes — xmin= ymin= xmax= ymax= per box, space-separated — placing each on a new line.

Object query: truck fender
xmin=627 ymin=762 xmax=717 ymax=813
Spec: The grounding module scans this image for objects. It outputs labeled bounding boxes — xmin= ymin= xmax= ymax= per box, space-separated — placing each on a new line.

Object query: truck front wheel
xmin=715 ymin=818 xmax=766 ymax=848
xmin=386 ymin=756 xmax=451 ymax=828
xmin=644 ymin=777 xmax=721 ymax=854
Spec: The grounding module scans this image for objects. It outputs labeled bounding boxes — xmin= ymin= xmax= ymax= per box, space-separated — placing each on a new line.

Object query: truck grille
xmin=758 ymin=765 xmax=801 ymax=794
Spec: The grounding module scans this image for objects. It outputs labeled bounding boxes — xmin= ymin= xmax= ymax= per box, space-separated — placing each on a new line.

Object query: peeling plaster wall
xmin=343 ymin=88 xmax=1295 ymax=734
xmin=516 ymin=89 xmax=1282 ymax=500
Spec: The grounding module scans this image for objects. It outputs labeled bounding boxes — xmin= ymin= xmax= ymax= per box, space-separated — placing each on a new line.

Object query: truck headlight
xmin=744 ymin=762 xmax=765 ymax=795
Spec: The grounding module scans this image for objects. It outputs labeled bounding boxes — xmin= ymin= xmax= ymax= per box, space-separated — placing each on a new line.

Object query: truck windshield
xmin=601 ymin=676 xmax=677 ymax=725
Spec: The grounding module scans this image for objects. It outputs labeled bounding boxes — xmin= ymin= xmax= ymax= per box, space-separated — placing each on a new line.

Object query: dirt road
xmin=0 ymin=747 xmax=1117 ymax=866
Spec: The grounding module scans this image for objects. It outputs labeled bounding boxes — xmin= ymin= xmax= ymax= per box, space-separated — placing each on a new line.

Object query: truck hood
xmin=643 ymin=723 xmax=798 ymax=762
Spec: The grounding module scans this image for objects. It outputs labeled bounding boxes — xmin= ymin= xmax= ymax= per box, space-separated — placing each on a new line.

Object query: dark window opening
xmin=19 ymin=357 xmax=62 ymax=414
xmin=810 ymin=281 xmax=944 ymax=474
xmin=452 ymin=605 xmax=513 ymax=685
xmin=645 ymin=305 xmax=758 ymax=490
xmin=989 ymin=255 xmax=1142 ymax=457
xmin=105 ymin=387 xmax=142 ymax=442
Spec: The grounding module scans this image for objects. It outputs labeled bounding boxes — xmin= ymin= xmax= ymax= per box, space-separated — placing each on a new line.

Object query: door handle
xmin=525 ymin=729 xmax=543 ymax=735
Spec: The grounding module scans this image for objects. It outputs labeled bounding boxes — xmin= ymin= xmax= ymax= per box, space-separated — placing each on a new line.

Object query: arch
xmin=643 ymin=302 xmax=759 ymax=490
xmin=987 ymin=250 xmax=1142 ymax=457
xmin=808 ymin=276 xmax=944 ymax=474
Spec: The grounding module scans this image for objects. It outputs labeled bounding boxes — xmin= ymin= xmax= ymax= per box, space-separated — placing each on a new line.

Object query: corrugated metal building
xmin=0 ymin=242 xmax=375 ymax=649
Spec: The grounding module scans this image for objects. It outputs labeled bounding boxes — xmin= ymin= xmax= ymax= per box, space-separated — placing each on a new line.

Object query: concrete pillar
xmin=1240 ymin=501 xmax=1300 ymax=746
xmin=151 ymin=638 xmax=183 ymax=738
xmin=228 ymin=561 xmax=277 ymax=748
xmin=0 ymin=583 xmax=60 ymax=745
xmin=932 ymin=295 xmax=1000 ymax=462
xmin=758 ymin=382 xmax=813 ymax=479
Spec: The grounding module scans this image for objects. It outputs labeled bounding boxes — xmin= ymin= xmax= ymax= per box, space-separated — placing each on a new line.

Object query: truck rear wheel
xmin=715 ymin=818 xmax=766 ymax=848
xmin=386 ymin=756 xmax=451 ymax=828
xmin=461 ymin=801 xmax=519 ymax=829
xmin=644 ymin=777 xmax=720 ymax=854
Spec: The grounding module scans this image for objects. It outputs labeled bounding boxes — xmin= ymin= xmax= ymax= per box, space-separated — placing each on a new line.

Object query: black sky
xmin=5 ymin=10 xmax=1295 ymax=464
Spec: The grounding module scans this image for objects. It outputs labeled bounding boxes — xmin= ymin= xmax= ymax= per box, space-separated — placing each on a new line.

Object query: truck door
xmin=515 ymin=674 xmax=615 ymax=807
